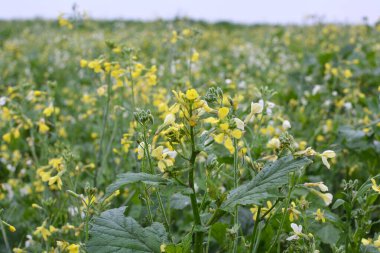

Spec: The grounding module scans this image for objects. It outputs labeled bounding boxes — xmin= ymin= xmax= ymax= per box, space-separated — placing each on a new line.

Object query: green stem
xmin=267 ymin=174 xmax=295 ymax=253
xmin=253 ymin=221 xmax=263 ymax=253
xmin=188 ymin=103 xmax=203 ymax=253
xmin=232 ymin=138 xmax=239 ymax=253
xmin=143 ymin=130 xmax=171 ymax=239
xmin=249 ymin=206 xmax=261 ymax=253
xmin=0 ymin=221 xmax=11 ymax=253
xmin=345 ymin=198 xmax=352 ymax=252
xmin=144 ymin=186 xmax=154 ymax=223
xmin=94 ymin=74 xmax=111 ymax=187
xmin=128 ymin=54 xmax=136 ymax=110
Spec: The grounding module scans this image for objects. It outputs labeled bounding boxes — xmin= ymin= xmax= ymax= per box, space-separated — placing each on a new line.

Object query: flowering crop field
xmin=0 ymin=17 xmax=380 ymax=253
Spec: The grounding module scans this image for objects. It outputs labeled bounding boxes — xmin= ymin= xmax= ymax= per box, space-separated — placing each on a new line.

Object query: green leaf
xmin=165 ymin=244 xmax=183 ymax=253
xmin=211 ymin=222 xmax=228 ymax=246
xmin=315 ymin=223 xmax=340 ymax=245
xmin=170 ymin=193 xmax=191 ymax=210
xmin=221 ymin=156 xmax=312 ymax=212
xmin=87 ymin=207 xmax=168 ymax=253
xmin=104 ymin=172 xmax=169 ymax=199
xmin=332 ymin=199 xmax=345 ymax=209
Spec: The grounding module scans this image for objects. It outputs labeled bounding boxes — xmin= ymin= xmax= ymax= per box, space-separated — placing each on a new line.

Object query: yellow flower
xmin=43 ymin=104 xmax=55 ymax=117
xmin=374 ymin=235 xmax=380 ymax=247
xmin=314 ymin=208 xmax=326 ymax=223
xmin=33 ymin=221 xmax=51 ymax=241
xmin=48 ymin=175 xmax=63 ymax=190
xmin=218 ymin=107 xmax=229 ymax=119
xmin=283 ymin=202 xmax=300 ymax=222
xmin=170 ymin=31 xmax=177 ymax=44
xmin=38 ymin=120 xmax=50 ymax=134
xmin=9 ymin=225 xmax=16 ymax=232
xmin=67 ymin=244 xmax=80 ymax=253
xmin=160 ymin=244 xmax=167 ymax=252
xmin=2 ymin=132 xmax=11 ymax=143
xmin=49 ymin=158 xmax=64 ymax=171
xmin=319 ymin=150 xmax=336 ymax=169
xmin=250 ymin=201 xmax=274 ymax=221
xmin=191 ymin=50 xmax=199 ymax=62
xmin=371 ymin=178 xmax=380 ymax=193
xmin=186 ymin=89 xmax=199 ymax=101
xmin=32 ymin=203 xmax=43 ymax=209
xmin=13 ymin=248 xmax=26 ymax=253
xmin=151 ymin=146 xmax=175 ymax=172
xmin=361 ymin=238 xmax=372 ymax=246
xmin=80 ymin=59 xmax=88 ymax=68
xmin=343 ymin=69 xmax=352 ymax=79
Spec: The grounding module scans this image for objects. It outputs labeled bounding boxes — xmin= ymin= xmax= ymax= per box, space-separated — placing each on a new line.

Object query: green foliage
xmin=221 ymin=156 xmax=312 ymax=211
xmin=87 ymin=207 xmax=168 ymax=253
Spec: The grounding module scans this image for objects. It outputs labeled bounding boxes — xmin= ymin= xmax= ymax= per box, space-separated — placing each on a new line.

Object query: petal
xmin=231 ymin=129 xmax=242 ymax=139
xmin=321 ymin=156 xmax=330 ymax=169
xmin=218 ymin=107 xmax=229 ymax=119
xmin=322 ymin=150 xmax=336 ymax=158
xmin=214 ymin=133 xmax=225 ymax=144
xmin=204 ymin=117 xmax=219 ymax=124
xmin=286 ymin=235 xmax=299 ymax=241
xmin=251 ymin=102 xmax=263 ymax=114
xmin=224 ymin=136 xmax=234 ymax=154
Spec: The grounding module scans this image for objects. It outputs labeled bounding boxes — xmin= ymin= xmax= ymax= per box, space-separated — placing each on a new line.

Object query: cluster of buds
xmin=134 ymin=109 xmax=154 ymax=127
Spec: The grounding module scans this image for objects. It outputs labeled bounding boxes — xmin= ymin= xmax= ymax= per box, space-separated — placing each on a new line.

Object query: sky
xmin=1 ymin=0 xmax=379 ymax=24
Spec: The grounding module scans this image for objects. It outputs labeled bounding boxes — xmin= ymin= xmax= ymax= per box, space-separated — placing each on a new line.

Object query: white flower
xmin=287 ymin=223 xmax=303 ymax=241
xmin=164 ymin=113 xmax=175 ymax=125
xmin=320 ymin=150 xmax=336 ymax=169
xmin=282 ymin=120 xmax=291 ymax=130
xmin=311 ymin=189 xmax=333 ymax=206
xmin=267 ymin=137 xmax=280 ymax=149
xmin=312 ymin=85 xmax=322 ymax=95
xmin=344 ymin=102 xmax=352 ymax=110
xmin=251 ymin=102 xmax=263 ymax=114
xmin=304 ymin=182 xmax=328 ymax=192
xmin=233 ymin=118 xmax=245 ymax=130
xmin=294 ymin=147 xmax=317 ymax=156
xmin=0 ymin=96 xmax=7 ymax=106
xmin=244 ymin=102 xmax=263 ymax=123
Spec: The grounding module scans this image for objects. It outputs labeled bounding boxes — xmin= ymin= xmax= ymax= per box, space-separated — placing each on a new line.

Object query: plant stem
xmin=232 ymin=138 xmax=239 ymax=253
xmin=0 ymin=221 xmax=11 ymax=253
xmin=267 ymin=174 xmax=295 ymax=253
xmin=144 ymin=186 xmax=154 ymax=223
xmin=94 ymin=74 xmax=111 ymax=187
xmin=249 ymin=206 xmax=261 ymax=253
xmin=143 ymin=130 xmax=171 ymax=239
xmin=188 ymin=103 xmax=203 ymax=253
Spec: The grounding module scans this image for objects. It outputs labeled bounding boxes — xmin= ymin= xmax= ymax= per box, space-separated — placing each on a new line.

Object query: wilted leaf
xmin=87 ymin=207 xmax=168 ymax=253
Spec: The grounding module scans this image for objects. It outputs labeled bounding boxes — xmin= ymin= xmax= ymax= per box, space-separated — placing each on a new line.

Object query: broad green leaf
xmin=170 ymin=193 xmax=191 ymax=210
xmin=315 ymin=223 xmax=340 ymax=245
xmin=87 ymin=207 xmax=168 ymax=253
xmin=221 ymin=156 xmax=312 ymax=212
xmin=211 ymin=222 xmax=228 ymax=246
xmin=104 ymin=172 xmax=169 ymax=198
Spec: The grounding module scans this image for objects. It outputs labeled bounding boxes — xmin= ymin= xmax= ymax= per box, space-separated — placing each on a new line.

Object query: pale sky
xmin=1 ymin=0 xmax=379 ymax=24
